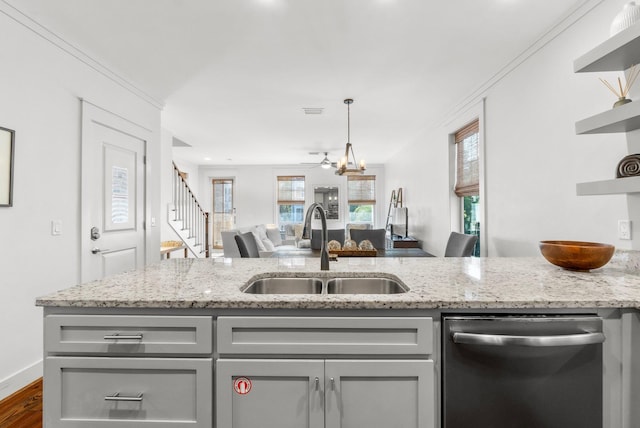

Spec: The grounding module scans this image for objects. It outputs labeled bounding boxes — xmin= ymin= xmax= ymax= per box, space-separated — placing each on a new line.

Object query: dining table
xmin=271 ymin=247 xmax=435 ymax=258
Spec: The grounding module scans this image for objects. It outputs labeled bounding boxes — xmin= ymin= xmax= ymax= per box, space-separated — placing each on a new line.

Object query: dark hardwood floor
xmin=0 ymin=378 xmax=42 ymax=428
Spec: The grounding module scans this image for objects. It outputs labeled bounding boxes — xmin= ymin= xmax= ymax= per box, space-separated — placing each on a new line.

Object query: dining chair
xmin=235 ymin=232 xmax=260 ymax=258
xmin=444 ymin=232 xmax=478 ymax=257
xmin=310 ymin=229 xmax=345 ymax=249
xmin=349 ymin=228 xmax=387 ymax=250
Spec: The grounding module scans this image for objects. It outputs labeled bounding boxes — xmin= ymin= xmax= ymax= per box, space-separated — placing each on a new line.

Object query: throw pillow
xmin=251 ymin=231 xmax=267 ymax=251
xmin=262 ymin=238 xmax=276 ymax=251
xmin=297 ymin=239 xmax=311 ymax=248
xmin=254 ymin=225 xmax=269 ymax=242
xmin=266 ymin=227 xmax=282 ymax=246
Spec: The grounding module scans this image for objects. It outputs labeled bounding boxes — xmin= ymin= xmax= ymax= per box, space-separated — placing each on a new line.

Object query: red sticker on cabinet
xmin=234 ymin=377 xmax=252 ymax=395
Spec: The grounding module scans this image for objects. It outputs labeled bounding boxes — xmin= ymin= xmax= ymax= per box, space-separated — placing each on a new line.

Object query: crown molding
xmin=438 ymin=0 xmax=605 ymax=128
xmin=0 ymin=1 xmax=164 ymax=109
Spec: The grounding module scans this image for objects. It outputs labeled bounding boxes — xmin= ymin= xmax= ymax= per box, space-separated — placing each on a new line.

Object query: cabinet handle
xmin=103 ymin=333 xmax=144 ymax=340
xmin=330 ymin=377 xmax=335 ymax=390
xmin=314 ymin=377 xmax=319 ymax=390
xmin=104 ymin=392 xmax=143 ymax=402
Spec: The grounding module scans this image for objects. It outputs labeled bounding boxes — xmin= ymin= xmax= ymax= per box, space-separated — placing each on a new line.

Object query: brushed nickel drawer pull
xmin=104 ymin=392 xmax=143 ymax=402
xmin=103 ymin=333 xmax=144 ymax=340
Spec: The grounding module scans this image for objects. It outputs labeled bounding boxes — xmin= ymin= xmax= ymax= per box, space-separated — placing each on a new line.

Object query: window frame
xmin=277 ymin=176 xmax=306 ymax=229
xmin=448 ymin=101 xmax=486 ymax=257
xmin=211 ymin=178 xmax=234 ymax=249
xmin=347 ymin=175 xmax=376 ymax=225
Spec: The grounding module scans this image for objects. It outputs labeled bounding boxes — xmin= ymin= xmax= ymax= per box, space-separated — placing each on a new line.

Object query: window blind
xmin=454 ymin=120 xmax=479 ymax=197
xmin=348 ymin=175 xmax=376 ymax=204
xmin=277 ymin=176 xmax=305 ymax=203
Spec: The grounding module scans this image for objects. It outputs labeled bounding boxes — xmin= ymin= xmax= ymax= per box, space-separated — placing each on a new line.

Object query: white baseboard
xmin=0 ymin=360 xmax=43 ymax=401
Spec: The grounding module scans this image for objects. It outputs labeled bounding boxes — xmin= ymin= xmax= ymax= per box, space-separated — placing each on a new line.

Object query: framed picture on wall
xmin=0 ymin=126 xmax=15 ymax=207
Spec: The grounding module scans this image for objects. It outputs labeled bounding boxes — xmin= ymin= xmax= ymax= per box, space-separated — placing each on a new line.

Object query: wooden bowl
xmin=539 ymin=240 xmax=615 ymax=271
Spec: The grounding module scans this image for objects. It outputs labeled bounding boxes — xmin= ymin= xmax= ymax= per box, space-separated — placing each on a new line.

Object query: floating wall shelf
xmin=577 ymin=176 xmax=640 ymax=195
xmin=574 ymin=22 xmax=640 ymax=196
xmin=575 ymin=100 xmax=640 ymax=134
xmin=574 ymin=22 xmax=640 ymax=73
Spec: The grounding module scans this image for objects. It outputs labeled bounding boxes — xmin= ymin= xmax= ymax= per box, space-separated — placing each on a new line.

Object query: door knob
xmin=91 ymin=247 xmax=110 ymax=254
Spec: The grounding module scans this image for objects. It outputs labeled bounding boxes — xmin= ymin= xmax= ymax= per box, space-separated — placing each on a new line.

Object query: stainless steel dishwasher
xmin=442 ymin=315 xmax=605 ymax=428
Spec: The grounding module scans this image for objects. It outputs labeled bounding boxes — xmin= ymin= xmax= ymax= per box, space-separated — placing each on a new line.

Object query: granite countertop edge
xmin=35 ymin=253 xmax=640 ymax=310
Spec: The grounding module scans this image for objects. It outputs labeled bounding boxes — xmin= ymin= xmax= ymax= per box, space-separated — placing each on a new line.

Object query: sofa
xmin=221 ymin=224 xmax=299 ymax=258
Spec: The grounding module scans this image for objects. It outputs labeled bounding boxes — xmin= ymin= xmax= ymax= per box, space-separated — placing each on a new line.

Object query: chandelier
xmin=335 ymin=98 xmax=366 ymax=176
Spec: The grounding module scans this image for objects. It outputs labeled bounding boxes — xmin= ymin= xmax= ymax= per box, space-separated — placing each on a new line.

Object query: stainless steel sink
xmin=243 ymin=277 xmax=323 ymax=294
xmin=242 ymin=276 xmax=407 ymax=294
xmin=326 ymin=277 xmax=408 ymax=294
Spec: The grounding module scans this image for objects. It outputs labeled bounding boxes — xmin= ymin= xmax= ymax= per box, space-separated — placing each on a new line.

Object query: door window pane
xmin=212 ymin=179 xmax=234 ymax=248
xmin=111 ymin=166 xmax=129 ymax=224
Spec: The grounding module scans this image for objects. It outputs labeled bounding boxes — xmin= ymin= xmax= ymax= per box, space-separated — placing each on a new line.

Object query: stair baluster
xmin=169 ymin=162 xmax=210 ymax=257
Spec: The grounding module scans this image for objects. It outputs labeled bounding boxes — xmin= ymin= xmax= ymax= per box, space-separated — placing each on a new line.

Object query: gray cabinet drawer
xmin=45 ymin=315 xmax=212 ymax=355
xmin=217 ymin=316 xmax=433 ymax=355
xmin=44 ymin=357 xmax=212 ymax=428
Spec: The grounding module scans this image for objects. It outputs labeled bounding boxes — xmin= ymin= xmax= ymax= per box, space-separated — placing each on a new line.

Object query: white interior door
xmin=81 ymin=101 xmax=148 ymax=282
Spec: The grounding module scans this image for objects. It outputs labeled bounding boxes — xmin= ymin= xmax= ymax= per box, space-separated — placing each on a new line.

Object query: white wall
xmin=194 ymin=164 xmax=386 ymax=233
xmin=0 ymin=7 xmax=161 ymax=398
xmin=386 ymin=0 xmax=637 ymax=257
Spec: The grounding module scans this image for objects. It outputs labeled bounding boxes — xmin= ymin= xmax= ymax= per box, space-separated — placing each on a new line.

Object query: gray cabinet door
xmin=324 ymin=360 xmax=434 ymax=428
xmin=216 ymin=359 xmax=325 ymax=428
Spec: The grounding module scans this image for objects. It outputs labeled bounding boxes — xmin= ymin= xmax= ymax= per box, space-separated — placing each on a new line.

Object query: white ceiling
xmin=7 ymin=0 xmax=588 ymax=166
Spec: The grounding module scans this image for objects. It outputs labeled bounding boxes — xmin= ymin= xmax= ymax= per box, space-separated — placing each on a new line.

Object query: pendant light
xmin=335 ymin=98 xmax=366 ymax=176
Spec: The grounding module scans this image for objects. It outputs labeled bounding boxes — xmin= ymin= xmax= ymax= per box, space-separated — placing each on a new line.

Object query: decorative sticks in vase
xmin=599 ymin=64 xmax=640 ymax=108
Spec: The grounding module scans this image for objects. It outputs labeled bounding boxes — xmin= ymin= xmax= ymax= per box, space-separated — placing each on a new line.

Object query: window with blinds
xmin=348 ymin=175 xmax=375 ymax=224
xmin=348 ymin=175 xmax=376 ymax=203
xmin=453 ymin=119 xmax=480 ymax=257
xmin=454 ymin=120 xmax=479 ymax=197
xmin=277 ymin=176 xmax=305 ymax=203
xmin=277 ymin=176 xmax=305 ymax=227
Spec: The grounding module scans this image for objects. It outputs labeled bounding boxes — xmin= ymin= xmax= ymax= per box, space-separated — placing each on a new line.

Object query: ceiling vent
xmin=303 ymin=107 xmax=324 ymax=115
xmin=172 ymin=137 xmax=191 ymax=147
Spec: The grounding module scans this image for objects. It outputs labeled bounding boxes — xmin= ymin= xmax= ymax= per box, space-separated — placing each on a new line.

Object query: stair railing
xmin=172 ymin=162 xmax=210 ymax=257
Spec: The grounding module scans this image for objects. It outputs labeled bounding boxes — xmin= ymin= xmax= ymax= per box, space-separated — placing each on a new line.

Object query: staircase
xmin=168 ymin=162 xmax=210 ymax=258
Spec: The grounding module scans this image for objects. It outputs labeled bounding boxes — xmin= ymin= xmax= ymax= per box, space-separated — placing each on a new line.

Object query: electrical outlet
xmin=618 ymin=220 xmax=631 ymax=240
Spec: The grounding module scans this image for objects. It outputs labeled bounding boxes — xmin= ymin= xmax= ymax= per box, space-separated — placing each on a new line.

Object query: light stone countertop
xmin=35 ymin=251 xmax=640 ymax=310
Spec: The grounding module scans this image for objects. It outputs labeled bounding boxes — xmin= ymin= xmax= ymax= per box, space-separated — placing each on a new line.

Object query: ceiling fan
xmin=301 ymin=152 xmax=337 ymax=169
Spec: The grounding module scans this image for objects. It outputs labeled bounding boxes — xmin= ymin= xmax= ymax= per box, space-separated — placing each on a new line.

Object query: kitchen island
xmin=37 ymin=254 xmax=640 ymax=428
xmin=36 ymin=253 xmax=640 ymax=309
